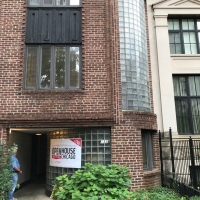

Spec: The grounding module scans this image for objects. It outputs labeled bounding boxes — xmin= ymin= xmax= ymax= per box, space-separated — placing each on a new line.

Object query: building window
xmin=142 ymin=131 xmax=154 ymax=171
xmin=46 ymin=128 xmax=111 ymax=192
xmin=25 ymin=1 xmax=82 ymax=90
xmin=25 ymin=45 xmax=81 ymax=89
xmin=173 ymin=75 xmax=200 ymax=134
xmin=28 ymin=0 xmax=81 ymax=6
xmin=168 ymin=19 xmax=200 ymax=54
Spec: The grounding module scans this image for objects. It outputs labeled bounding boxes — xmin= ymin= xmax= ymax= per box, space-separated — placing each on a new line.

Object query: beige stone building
xmin=147 ymin=0 xmax=200 ymax=137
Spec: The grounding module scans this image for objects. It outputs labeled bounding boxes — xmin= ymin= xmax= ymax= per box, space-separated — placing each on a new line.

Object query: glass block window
xmin=168 ymin=19 xmax=200 ymax=54
xmin=46 ymin=128 xmax=111 ymax=192
xmin=173 ymin=75 xmax=200 ymax=134
xmin=118 ymin=0 xmax=150 ymax=111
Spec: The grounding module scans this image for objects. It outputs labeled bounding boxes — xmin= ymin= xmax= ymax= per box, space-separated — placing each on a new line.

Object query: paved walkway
xmin=14 ymin=180 xmax=50 ymax=200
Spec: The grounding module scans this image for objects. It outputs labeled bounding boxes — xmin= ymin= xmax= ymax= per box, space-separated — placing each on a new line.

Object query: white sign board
xmin=50 ymin=138 xmax=82 ymax=168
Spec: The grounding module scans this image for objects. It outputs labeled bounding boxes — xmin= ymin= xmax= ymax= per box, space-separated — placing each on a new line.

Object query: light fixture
xmin=36 ymin=134 xmax=42 ymax=136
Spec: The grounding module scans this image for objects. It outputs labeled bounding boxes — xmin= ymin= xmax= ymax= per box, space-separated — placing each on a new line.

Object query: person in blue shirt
xmin=8 ymin=147 xmax=22 ymax=200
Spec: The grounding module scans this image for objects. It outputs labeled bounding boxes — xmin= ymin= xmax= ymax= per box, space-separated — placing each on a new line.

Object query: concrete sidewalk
xmin=14 ymin=180 xmax=50 ymax=200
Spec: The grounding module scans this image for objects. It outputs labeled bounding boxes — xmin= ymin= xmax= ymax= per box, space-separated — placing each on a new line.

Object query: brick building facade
xmin=0 ymin=0 xmax=160 ymax=195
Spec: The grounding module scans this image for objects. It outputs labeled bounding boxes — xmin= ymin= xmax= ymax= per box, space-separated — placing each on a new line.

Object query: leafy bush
xmin=51 ymin=163 xmax=200 ymax=200
xmin=190 ymin=196 xmax=200 ymax=200
xmin=51 ymin=163 xmax=134 ymax=200
xmin=0 ymin=142 xmax=18 ymax=200
xmin=131 ymin=187 xmax=200 ymax=200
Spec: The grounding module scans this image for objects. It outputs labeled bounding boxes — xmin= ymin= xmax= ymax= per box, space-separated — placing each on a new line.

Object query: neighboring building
xmin=147 ymin=0 xmax=200 ymax=137
xmin=0 ymin=0 xmax=160 ymax=196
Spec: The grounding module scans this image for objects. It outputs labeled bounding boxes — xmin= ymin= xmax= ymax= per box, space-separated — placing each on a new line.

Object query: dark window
xmin=168 ymin=19 xmax=200 ymax=54
xmin=24 ymin=1 xmax=82 ymax=90
xmin=173 ymin=75 xmax=200 ymax=134
xmin=25 ymin=45 xmax=81 ymax=89
xmin=142 ymin=131 xmax=154 ymax=171
xmin=28 ymin=0 xmax=81 ymax=7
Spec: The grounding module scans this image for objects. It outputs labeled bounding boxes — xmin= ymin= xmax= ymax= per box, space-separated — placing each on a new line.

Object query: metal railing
xmin=159 ymin=128 xmax=200 ymax=197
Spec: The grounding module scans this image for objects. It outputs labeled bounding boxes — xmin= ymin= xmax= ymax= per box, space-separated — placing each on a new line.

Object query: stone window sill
xmin=171 ymin=54 xmax=200 ymax=60
xmin=22 ymin=89 xmax=84 ymax=94
xmin=143 ymin=169 xmax=160 ymax=177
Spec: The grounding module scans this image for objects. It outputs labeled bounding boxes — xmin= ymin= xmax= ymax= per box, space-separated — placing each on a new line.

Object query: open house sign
xmin=50 ymin=138 xmax=82 ymax=168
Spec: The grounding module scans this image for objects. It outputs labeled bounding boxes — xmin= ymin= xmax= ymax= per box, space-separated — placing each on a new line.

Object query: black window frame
xmin=24 ymin=45 xmax=82 ymax=90
xmin=142 ymin=130 xmax=154 ymax=171
xmin=173 ymin=75 xmax=200 ymax=134
xmin=27 ymin=0 xmax=82 ymax=7
xmin=168 ymin=18 xmax=200 ymax=54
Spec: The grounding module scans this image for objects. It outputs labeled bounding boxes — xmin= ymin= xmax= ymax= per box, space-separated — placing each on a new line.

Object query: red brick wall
xmin=0 ymin=0 xmax=113 ymax=121
xmin=0 ymin=0 xmax=160 ymax=190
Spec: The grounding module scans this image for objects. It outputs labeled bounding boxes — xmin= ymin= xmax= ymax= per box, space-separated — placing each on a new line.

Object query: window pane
xmin=189 ymin=32 xmax=196 ymax=43
xmin=183 ymin=33 xmax=197 ymax=54
xmin=184 ymin=44 xmax=191 ymax=54
xmin=142 ymin=135 xmax=147 ymax=168
xmin=174 ymin=33 xmax=181 ymax=43
xmin=169 ymin=33 xmax=174 ymax=43
xmin=169 ymin=33 xmax=181 ymax=54
xmin=142 ymin=133 xmax=154 ymax=170
xmin=173 ymin=19 xmax=180 ymax=30
xmin=195 ymin=77 xmax=200 ymax=96
xmin=43 ymin=0 xmax=53 ymax=5
xmin=173 ymin=76 xmax=187 ymax=96
xmin=197 ymin=20 xmax=200 ymax=30
xmin=182 ymin=19 xmax=195 ymax=30
xmin=168 ymin=19 xmax=173 ymax=30
xmin=170 ymin=44 xmax=175 ymax=54
xmin=55 ymin=47 xmax=65 ymax=88
xmin=26 ymin=47 xmax=37 ymax=88
xmin=191 ymin=99 xmax=200 ymax=133
xmin=70 ymin=47 xmax=80 ymax=88
xmin=168 ymin=19 xmax=179 ymax=30
xmin=70 ymin=0 xmax=80 ymax=5
xmin=175 ymin=44 xmax=181 ymax=54
xmin=182 ymin=19 xmax=188 ymax=30
xmin=41 ymin=47 xmax=51 ymax=89
xmin=183 ymin=32 xmax=190 ymax=43
xmin=188 ymin=19 xmax=195 ymax=30
xmin=191 ymin=44 xmax=197 ymax=54
xmin=56 ymin=0 xmax=67 ymax=5
xmin=175 ymin=99 xmax=190 ymax=134
xmin=169 ymin=33 xmax=181 ymax=43
xmin=189 ymin=76 xmax=200 ymax=96
xmin=199 ymin=33 xmax=200 ymax=49
xmin=29 ymin=0 xmax=39 ymax=5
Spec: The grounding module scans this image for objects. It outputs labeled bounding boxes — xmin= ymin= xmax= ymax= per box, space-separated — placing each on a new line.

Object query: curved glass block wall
xmin=118 ymin=0 xmax=150 ymax=111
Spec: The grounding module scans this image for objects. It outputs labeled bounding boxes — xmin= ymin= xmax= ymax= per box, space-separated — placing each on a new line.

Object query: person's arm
xmin=13 ymin=166 xmax=22 ymax=174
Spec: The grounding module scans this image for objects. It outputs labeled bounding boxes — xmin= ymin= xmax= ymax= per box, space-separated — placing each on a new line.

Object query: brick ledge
xmin=21 ymin=89 xmax=84 ymax=94
xmin=143 ymin=169 xmax=160 ymax=177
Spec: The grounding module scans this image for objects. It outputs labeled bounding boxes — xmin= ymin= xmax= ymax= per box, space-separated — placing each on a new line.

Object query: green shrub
xmin=190 ymin=196 xmax=200 ymax=200
xmin=51 ymin=163 xmax=134 ymax=200
xmin=51 ymin=163 xmax=200 ymax=200
xmin=0 ymin=142 xmax=18 ymax=200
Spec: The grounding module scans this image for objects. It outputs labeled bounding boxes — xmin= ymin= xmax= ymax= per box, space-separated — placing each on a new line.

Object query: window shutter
xmin=69 ymin=10 xmax=81 ymax=43
xmin=40 ymin=10 xmax=53 ymax=43
xmin=25 ymin=9 xmax=39 ymax=43
xmin=25 ymin=8 xmax=81 ymax=44
xmin=54 ymin=9 xmax=68 ymax=43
